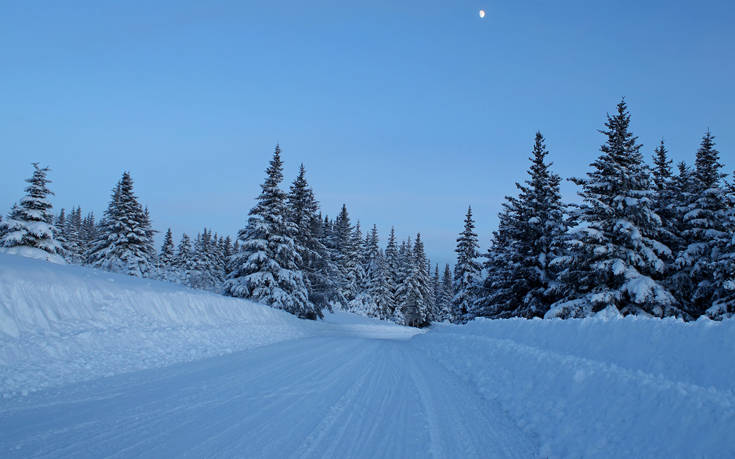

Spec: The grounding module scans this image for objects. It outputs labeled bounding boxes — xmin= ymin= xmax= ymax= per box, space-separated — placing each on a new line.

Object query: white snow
xmin=0 ymin=253 xmax=314 ymax=396
xmin=1 ymin=253 xmax=733 ymax=457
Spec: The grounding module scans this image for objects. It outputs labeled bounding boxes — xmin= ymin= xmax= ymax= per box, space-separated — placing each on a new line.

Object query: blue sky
xmin=1 ymin=0 xmax=733 ymax=267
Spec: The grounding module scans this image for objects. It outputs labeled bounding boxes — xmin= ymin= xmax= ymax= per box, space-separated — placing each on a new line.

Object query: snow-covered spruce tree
xmin=332 ymin=205 xmax=360 ymax=304
xmin=362 ymin=225 xmax=391 ymax=318
xmin=673 ymin=131 xmax=732 ymax=318
xmin=224 ymin=145 xmax=316 ymax=319
xmin=63 ymin=207 xmax=85 ymax=264
xmin=54 ymin=208 xmax=69 ymax=260
xmin=439 ymin=264 xmax=453 ymax=321
xmin=86 ymin=172 xmax=156 ymax=277
xmin=346 ymin=222 xmax=369 ymax=312
xmin=650 ymin=140 xmax=681 ymax=263
xmin=159 ymin=228 xmax=175 ymax=269
xmin=397 ymin=233 xmax=432 ymax=327
xmin=174 ymin=233 xmax=193 ymax=284
xmin=477 ymin=133 xmax=567 ymax=318
xmin=0 ymin=163 xmax=64 ymax=262
xmin=394 ymin=237 xmax=414 ymax=324
xmin=666 ymin=162 xmax=697 ymax=306
xmin=188 ymin=229 xmax=216 ymax=291
xmin=382 ymin=227 xmax=400 ymax=319
xmin=452 ymin=206 xmax=482 ymax=322
xmin=80 ymin=211 xmax=97 ymax=257
xmin=319 ymin=214 xmax=344 ymax=310
xmin=432 ymin=264 xmax=441 ymax=321
xmin=476 ymin=200 xmax=516 ymax=319
xmin=549 ymin=100 xmax=680 ymax=318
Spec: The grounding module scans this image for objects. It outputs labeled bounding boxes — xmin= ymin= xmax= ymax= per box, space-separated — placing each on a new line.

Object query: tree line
xmin=455 ymin=99 xmax=733 ymax=322
xmin=1 ymin=98 xmax=732 ymax=324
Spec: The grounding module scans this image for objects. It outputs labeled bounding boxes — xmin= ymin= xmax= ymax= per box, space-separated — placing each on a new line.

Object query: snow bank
xmin=0 ymin=254 xmax=313 ymax=397
xmin=419 ymin=317 xmax=735 ymax=458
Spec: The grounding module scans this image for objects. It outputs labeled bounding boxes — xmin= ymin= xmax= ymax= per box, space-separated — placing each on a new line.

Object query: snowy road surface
xmin=0 ymin=322 xmax=537 ymax=458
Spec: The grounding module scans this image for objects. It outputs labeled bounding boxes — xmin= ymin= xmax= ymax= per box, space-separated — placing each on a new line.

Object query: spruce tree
xmin=452 ymin=206 xmax=481 ymax=322
xmin=675 ymin=131 xmax=731 ymax=317
xmin=382 ymin=227 xmax=400 ymax=319
xmin=476 ymin=203 xmax=516 ymax=318
xmin=64 ymin=207 xmax=85 ymax=264
xmin=398 ymin=233 xmax=432 ymax=327
xmin=0 ymin=163 xmax=63 ymax=261
xmin=175 ymin=233 xmax=193 ymax=284
xmin=364 ymin=224 xmax=391 ymax=318
xmin=332 ymin=205 xmax=357 ymax=303
xmin=550 ymin=100 xmax=678 ymax=318
xmin=439 ymin=264 xmax=453 ymax=321
xmin=650 ymin=140 xmax=681 ymax=260
xmin=159 ymin=228 xmax=175 ymax=266
xmin=224 ymin=145 xmax=316 ymax=319
xmin=477 ymin=133 xmax=567 ymax=318
xmin=287 ymin=164 xmax=329 ymax=315
xmin=54 ymin=208 xmax=69 ymax=260
xmin=87 ymin=172 xmax=156 ymax=277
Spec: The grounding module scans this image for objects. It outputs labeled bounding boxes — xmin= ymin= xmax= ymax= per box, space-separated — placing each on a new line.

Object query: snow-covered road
xmin=0 ymin=324 xmax=536 ymax=458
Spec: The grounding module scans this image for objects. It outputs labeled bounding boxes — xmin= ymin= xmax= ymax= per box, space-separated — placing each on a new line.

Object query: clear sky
xmin=1 ymin=1 xmax=734 ymax=268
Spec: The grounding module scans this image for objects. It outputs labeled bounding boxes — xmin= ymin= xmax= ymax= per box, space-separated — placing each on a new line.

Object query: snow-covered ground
xmin=1 ymin=254 xmax=733 ymax=458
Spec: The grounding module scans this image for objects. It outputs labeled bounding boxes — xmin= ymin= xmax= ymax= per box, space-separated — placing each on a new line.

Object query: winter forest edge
xmin=2 ymin=99 xmax=734 ymax=326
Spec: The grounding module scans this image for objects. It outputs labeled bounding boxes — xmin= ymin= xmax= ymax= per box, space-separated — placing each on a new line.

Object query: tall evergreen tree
xmin=452 ymin=206 xmax=481 ymax=322
xmin=397 ymin=233 xmax=432 ymax=327
xmin=382 ymin=227 xmax=400 ymax=319
xmin=54 ymin=208 xmax=69 ymax=259
xmin=0 ymin=163 xmax=63 ymax=261
xmin=675 ymin=131 xmax=731 ymax=317
xmin=650 ymin=140 xmax=680 ymax=259
xmin=550 ymin=100 xmax=679 ymax=318
xmin=477 ymin=132 xmax=567 ymax=318
xmin=224 ymin=146 xmax=316 ymax=319
xmin=439 ymin=264 xmax=453 ymax=321
xmin=159 ymin=228 xmax=175 ymax=267
xmin=175 ymin=233 xmax=193 ymax=283
xmin=86 ymin=172 xmax=156 ymax=277
xmin=363 ymin=224 xmax=391 ymax=318
xmin=64 ymin=207 xmax=85 ymax=264
xmin=287 ymin=164 xmax=330 ymax=315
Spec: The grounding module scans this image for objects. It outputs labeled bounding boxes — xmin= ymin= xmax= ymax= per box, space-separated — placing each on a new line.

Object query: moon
xmin=479 ymin=9 xmax=486 ymax=18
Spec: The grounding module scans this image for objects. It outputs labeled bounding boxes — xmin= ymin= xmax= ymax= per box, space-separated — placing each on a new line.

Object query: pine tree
xmin=476 ymin=204 xmax=515 ymax=318
xmin=550 ymin=100 xmax=678 ymax=318
xmin=452 ymin=206 xmax=481 ymax=322
xmin=382 ymin=227 xmax=400 ymax=319
xmin=160 ymin=228 xmax=175 ymax=266
xmin=394 ymin=237 xmax=414 ymax=323
xmin=0 ymin=163 xmax=63 ymax=261
xmin=476 ymin=132 xmax=567 ymax=318
xmin=431 ymin=264 xmax=441 ymax=321
xmin=54 ymin=208 xmax=69 ymax=260
xmin=64 ymin=207 xmax=85 ymax=264
xmin=439 ymin=264 xmax=453 ymax=321
xmin=650 ymin=140 xmax=681 ymax=260
xmin=363 ymin=224 xmax=391 ymax=318
xmin=398 ymin=233 xmax=432 ymax=327
xmin=175 ymin=233 xmax=193 ymax=283
xmin=224 ymin=145 xmax=316 ymax=319
xmin=190 ymin=229 xmax=219 ymax=291
xmin=86 ymin=172 xmax=156 ymax=277
xmin=333 ymin=205 xmax=358 ymax=303
xmin=675 ymin=131 xmax=731 ymax=317
xmin=80 ymin=212 xmax=97 ymax=257
xmin=286 ymin=164 xmax=329 ymax=315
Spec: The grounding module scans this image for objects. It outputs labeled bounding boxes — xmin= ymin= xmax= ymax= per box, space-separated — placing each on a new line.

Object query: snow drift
xmin=419 ymin=318 xmax=735 ymax=458
xmin=0 ymin=253 xmax=313 ymax=397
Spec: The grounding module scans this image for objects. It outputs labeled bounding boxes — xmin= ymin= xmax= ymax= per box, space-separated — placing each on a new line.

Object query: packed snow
xmin=1 ymin=253 xmax=734 ymax=457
